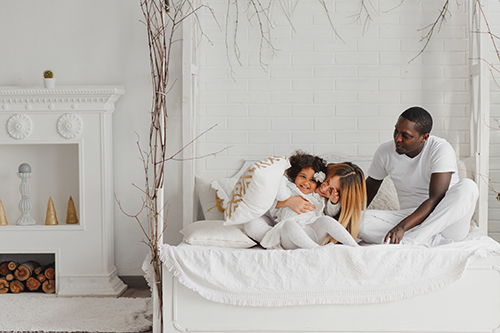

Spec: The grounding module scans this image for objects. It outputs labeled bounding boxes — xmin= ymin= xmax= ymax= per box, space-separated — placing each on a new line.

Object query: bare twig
xmin=382 ymin=0 xmax=407 ymax=14
xmin=409 ymin=0 xmax=450 ymax=63
xmin=474 ymin=0 xmax=500 ymax=62
xmin=166 ymin=123 xmax=219 ymax=161
xmin=352 ymin=0 xmax=373 ymax=34
xmin=316 ymin=0 xmax=344 ymax=41
xmin=168 ymin=146 xmax=231 ymax=161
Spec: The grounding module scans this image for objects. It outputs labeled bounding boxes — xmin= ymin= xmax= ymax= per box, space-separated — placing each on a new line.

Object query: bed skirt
xmin=160 ymin=236 xmax=500 ymax=307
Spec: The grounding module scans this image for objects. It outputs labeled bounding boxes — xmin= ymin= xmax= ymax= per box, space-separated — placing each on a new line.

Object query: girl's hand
xmin=279 ymin=196 xmax=315 ymax=214
xmin=329 ymin=188 xmax=340 ymax=204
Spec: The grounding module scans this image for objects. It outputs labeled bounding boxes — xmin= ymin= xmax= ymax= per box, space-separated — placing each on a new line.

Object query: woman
xmin=244 ymin=158 xmax=366 ymax=248
xmin=316 ymin=162 xmax=366 ymax=244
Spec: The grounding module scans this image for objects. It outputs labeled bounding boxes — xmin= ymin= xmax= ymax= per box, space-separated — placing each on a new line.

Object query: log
xmin=9 ymin=280 xmax=25 ymax=293
xmin=44 ymin=266 xmax=55 ymax=280
xmin=34 ymin=266 xmax=42 ymax=275
xmin=42 ymin=279 xmax=55 ymax=294
xmin=5 ymin=273 xmax=14 ymax=281
xmin=26 ymin=277 xmax=41 ymax=291
xmin=0 ymin=278 xmax=9 ymax=294
xmin=36 ymin=273 xmax=46 ymax=283
xmin=7 ymin=261 xmax=17 ymax=271
xmin=14 ymin=261 xmax=40 ymax=281
xmin=0 ymin=262 xmax=11 ymax=275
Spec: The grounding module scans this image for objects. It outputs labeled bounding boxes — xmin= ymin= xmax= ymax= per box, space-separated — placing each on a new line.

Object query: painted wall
xmin=195 ymin=0 xmax=498 ymax=242
xmin=487 ymin=1 xmax=500 ymax=242
xmin=0 ymin=0 xmax=183 ymax=275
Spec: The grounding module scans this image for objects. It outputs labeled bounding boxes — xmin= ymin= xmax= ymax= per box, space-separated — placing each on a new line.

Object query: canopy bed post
xmin=181 ymin=10 xmax=198 ymax=228
xmin=469 ymin=0 xmax=490 ymax=234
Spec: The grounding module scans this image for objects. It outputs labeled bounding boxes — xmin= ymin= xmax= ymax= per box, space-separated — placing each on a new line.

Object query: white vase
xmin=44 ymin=78 xmax=56 ymax=89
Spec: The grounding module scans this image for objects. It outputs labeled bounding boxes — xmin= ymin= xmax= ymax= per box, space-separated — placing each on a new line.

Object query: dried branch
xmin=409 ymin=0 xmax=450 ymax=63
xmin=382 ymin=0 xmax=407 ymax=14
xmin=169 ymin=146 xmax=231 ymax=161
xmin=115 ymin=194 xmax=151 ymax=243
xmin=278 ymin=0 xmax=299 ymax=33
xmin=474 ymin=0 xmax=500 ymax=62
xmin=316 ymin=0 xmax=344 ymax=41
xmin=352 ymin=0 xmax=373 ymax=34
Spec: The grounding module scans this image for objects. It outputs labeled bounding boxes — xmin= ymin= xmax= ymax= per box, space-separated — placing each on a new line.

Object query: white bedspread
xmin=160 ymin=235 xmax=500 ymax=307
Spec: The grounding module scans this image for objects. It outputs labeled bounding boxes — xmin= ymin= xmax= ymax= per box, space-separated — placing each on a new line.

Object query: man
xmin=358 ymin=106 xmax=478 ymax=246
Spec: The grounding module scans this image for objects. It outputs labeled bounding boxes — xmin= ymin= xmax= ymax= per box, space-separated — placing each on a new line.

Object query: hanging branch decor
xmin=118 ymin=0 xmax=215 ymax=330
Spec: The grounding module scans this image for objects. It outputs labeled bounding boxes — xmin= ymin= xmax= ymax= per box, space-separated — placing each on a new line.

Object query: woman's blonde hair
xmin=323 ymin=162 xmax=366 ymax=244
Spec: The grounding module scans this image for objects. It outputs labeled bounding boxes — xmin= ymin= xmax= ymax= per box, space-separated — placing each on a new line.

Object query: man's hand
xmin=383 ymin=172 xmax=453 ymax=244
xmin=281 ymin=196 xmax=315 ymax=214
xmin=384 ymin=224 xmax=406 ymax=244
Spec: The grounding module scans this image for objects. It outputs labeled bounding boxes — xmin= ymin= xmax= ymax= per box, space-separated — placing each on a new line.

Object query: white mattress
xmin=160 ymin=234 xmax=500 ymax=307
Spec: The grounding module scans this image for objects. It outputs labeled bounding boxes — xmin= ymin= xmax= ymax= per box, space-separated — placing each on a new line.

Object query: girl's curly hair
xmin=285 ymin=151 xmax=327 ymax=185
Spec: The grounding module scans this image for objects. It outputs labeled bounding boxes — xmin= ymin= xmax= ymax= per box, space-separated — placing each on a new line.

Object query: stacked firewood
xmin=0 ymin=261 xmax=55 ymax=293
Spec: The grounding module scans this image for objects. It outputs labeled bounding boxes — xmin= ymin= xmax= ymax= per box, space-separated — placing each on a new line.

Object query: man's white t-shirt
xmin=368 ymin=135 xmax=459 ymax=210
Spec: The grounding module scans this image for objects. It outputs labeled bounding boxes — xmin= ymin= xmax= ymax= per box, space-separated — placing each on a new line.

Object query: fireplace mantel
xmin=0 ymin=86 xmax=124 ymax=112
xmin=0 ymin=85 xmax=126 ymax=296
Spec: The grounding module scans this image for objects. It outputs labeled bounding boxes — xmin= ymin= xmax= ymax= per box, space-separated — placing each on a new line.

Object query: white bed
xmin=161 ymin=172 xmax=500 ymax=333
xmin=158 ymin=6 xmax=500 ymax=333
xmin=160 ymin=154 xmax=500 ymax=333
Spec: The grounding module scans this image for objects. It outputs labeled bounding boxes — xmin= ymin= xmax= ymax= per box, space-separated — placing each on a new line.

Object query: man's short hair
xmin=400 ymin=106 xmax=433 ymax=134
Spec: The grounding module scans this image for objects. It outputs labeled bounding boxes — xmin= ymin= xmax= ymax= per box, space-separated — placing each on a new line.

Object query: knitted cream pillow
xmin=224 ymin=156 xmax=290 ymax=225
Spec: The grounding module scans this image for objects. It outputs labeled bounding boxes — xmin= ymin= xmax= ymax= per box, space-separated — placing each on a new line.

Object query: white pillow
xmin=224 ymin=156 xmax=291 ymax=225
xmin=181 ymin=220 xmax=256 ymax=248
xmin=367 ymin=177 xmax=400 ymax=211
xmin=210 ymin=160 xmax=256 ymax=210
xmin=195 ymin=176 xmax=224 ymax=220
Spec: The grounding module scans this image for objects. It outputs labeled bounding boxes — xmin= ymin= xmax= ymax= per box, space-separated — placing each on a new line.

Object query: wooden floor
xmin=120 ymin=276 xmax=152 ymax=333
xmin=121 ymin=286 xmax=151 ymax=298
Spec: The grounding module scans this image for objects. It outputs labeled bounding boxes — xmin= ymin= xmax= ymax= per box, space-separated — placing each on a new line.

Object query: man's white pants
xmin=359 ymin=178 xmax=479 ymax=246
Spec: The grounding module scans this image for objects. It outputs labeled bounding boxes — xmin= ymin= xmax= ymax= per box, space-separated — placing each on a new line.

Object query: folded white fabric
xmin=181 ymin=220 xmax=256 ymax=248
xmin=161 ymin=235 xmax=500 ymax=307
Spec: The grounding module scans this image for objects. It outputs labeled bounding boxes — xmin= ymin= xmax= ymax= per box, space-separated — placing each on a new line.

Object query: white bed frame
xmin=158 ymin=4 xmax=500 ymax=333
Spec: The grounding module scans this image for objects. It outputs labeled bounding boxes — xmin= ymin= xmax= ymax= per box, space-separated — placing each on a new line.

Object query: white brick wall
xmin=485 ymin=0 xmax=500 ymax=242
xmin=195 ymin=0 xmax=499 ymax=239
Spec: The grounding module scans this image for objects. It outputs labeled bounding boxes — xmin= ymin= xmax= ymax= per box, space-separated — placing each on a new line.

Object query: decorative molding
xmin=7 ymin=113 xmax=32 ymax=139
xmin=57 ymin=269 xmax=127 ymax=296
xmin=0 ymin=86 xmax=125 ymax=112
xmin=57 ymin=113 xmax=83 ymax=139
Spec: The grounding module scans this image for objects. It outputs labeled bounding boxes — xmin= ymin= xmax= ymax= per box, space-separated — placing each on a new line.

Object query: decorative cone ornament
xmin=66 ymin=196 xmax=78 ymax=224
xmin=44 ymin=197 xmax=58 ymax=225
xmin=0 ymin=200 xmax=8 ymax=225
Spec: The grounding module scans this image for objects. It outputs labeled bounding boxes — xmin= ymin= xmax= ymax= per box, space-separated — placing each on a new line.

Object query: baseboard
xmin=57 ymin=268 xmax=127 ymax=296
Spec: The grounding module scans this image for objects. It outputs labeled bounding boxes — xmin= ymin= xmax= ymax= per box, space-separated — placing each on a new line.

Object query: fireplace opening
xmin=0 ymin=253 xmax=55 ymax=294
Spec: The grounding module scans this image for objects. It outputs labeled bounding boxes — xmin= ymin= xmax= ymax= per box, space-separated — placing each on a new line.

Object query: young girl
xmin=244 ymin=152 xmax=361 ymax=249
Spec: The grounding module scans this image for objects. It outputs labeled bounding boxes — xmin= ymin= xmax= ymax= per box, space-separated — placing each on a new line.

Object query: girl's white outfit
xmin=245 ymin=177 xmax=359 ymax=249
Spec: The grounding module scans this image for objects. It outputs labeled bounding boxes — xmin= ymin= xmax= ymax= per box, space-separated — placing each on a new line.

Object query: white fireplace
xmin=0 ymin=86 xmax=126 ymax=296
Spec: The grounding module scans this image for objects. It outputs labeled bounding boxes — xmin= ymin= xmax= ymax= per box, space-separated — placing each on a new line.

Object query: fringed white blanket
xmin=160 ymin=236 xmax=500 ymax=307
